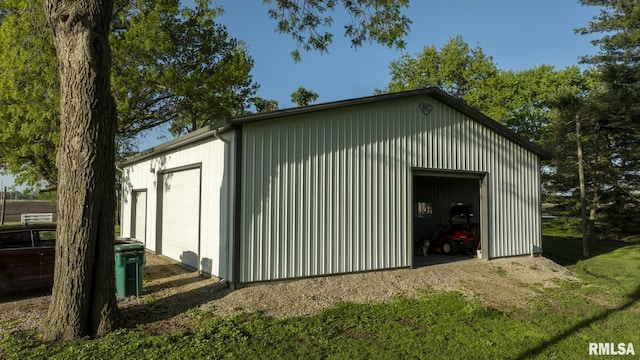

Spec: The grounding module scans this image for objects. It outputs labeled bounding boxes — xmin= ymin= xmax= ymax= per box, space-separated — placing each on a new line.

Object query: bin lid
xmin=115 ymin=243 xmax=144 ymax=252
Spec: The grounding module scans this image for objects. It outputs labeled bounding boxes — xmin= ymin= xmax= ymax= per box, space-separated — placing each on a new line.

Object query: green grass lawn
xmin=2 ymin=238 xmax=639 ymax=359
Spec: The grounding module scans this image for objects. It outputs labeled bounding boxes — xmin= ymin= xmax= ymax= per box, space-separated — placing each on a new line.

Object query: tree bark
xmin=40 ymin=0 xmax=119 ymax=340
xmin=576 ymin=115 xmax=589 ymax=258
xmin=589 ymin=151 xmax=600 ymax=245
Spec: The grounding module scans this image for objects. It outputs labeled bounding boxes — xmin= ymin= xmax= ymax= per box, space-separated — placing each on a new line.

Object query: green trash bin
xmin=114 ymin=241 xmax=145 ymax=297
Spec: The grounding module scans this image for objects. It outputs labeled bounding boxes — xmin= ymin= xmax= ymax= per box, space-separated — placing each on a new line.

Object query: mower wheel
xmin=442 ymin=241 xmax=458 ymax=255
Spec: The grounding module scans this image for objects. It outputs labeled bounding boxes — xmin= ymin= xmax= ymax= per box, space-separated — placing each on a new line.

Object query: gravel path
xmin=0 ymin=253 xmax=577 ymax=335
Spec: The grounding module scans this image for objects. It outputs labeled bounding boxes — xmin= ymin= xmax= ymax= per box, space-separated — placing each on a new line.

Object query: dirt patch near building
xmin=0 ymin=253 xmax=577 ymax=335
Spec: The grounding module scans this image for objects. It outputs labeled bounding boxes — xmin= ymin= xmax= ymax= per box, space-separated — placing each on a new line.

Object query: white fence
xmin=21 ymin=213 xmax=54 ymax=224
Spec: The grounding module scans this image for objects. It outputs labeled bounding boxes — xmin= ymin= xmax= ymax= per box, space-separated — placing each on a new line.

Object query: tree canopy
xmin=576 ymin=0 xmax=640 ymax=202
xmin=251 ymin=96 xmax=279 ymax=113
xmin=0 ymin=0 xmax=259 ymax=189
xmin=113 ymin=0 xmax=258 ymax=137
xmin=545 ymin=0 xmax=640 ymax=235
xmin=291 ymin=86 xmax=319 ymax=106
xmin=380 ymin=36 xmax=499 ymax=102
xmin=2 ymin=0 xmax=414 ymax=189
xmin=0 ymin=0 xmax=59 ymax=187
xmin=264 ymin=0 xmax=411 ymax=61
xmin=497 ymin=65 xmax=584 ymax=143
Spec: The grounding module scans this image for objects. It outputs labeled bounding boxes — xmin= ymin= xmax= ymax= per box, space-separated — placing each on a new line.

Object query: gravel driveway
xmin=0 ymin=253 xmax=577 ymax=335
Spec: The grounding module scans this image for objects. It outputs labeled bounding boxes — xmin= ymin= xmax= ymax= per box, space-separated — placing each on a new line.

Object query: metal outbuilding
xmin=120 ymin=87 xmax=552 ymax=286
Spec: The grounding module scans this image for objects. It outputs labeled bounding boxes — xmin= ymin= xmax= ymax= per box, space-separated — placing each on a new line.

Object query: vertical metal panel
xmin=241 ymin=97 xmax=542 ymax=282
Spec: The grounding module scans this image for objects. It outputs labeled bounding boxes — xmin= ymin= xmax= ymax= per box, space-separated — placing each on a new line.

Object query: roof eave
xmin=122 ymin=122 xmax=233 ymax=166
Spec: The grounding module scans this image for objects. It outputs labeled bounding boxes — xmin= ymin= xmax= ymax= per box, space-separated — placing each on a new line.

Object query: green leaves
xmin=264 ymin=0 xmax=410 ymax=61
xmin=498 ymin=65 xmax=584 ymax=144
xmin=563 ymin=0 xmax=640 ymax=232
xmin=0 ymin=0 xmax=59 ymax=188
xmin=290 ymin=87 xmax=319 ymax=106
xmin=0 ymin=0 xmax=261 ymax=188
xmin=383 ymin=36 xmax=499 ymax=102
xmin=112 ymin=0 xmax=258 ymax=137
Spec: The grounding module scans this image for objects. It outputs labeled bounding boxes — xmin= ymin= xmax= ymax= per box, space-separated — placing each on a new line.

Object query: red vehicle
xmin=0 ymin=223 xmax=56 ymax=293
xmin=430 ymin=205 xmax=479 ymax=255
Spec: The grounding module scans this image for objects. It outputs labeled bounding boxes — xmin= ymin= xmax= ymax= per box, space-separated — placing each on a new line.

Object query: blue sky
xmin=212 ymin=0 xmax=600 ymax=108
xmin=0 ymin=1 xmax=602 ymax=190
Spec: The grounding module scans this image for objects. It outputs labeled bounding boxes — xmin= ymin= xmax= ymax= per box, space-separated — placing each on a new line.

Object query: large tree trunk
xmin=40 ymin=0 xmax=119 ymax=341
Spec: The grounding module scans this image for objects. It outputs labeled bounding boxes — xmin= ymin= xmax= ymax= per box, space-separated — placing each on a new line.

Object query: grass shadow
xmin=542 ymin=235 xmax=633 ymax=266
xmin=515 ymin=284 xmax=640 ymax=359
xmin=523 ymin=238 xmax=640 ymax=358
xmin=119 ymin=278 xmax=232 ymax=329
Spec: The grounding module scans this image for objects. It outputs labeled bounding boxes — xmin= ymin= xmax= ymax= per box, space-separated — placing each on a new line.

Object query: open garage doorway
xmin=411 ymin=170 xmax=488 ymax=267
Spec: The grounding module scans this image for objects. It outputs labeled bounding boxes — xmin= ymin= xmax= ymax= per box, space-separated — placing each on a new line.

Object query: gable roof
xmin=124 ymin=87 xmax=552 ymax=165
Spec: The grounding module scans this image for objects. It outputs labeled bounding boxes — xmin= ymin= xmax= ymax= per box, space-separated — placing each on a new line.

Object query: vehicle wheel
xmin=442 ymin=241 xmax=458 ymax=255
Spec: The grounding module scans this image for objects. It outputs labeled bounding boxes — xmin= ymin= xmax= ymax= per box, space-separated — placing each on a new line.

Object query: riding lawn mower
xmin=422 ymin=204 xmax=479 ymax=256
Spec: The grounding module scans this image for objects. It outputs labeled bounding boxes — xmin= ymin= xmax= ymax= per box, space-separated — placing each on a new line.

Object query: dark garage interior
xmin=412 ymin=173 xmax=483 ymax=266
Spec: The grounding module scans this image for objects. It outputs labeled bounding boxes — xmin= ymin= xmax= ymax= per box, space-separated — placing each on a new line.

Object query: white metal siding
xmin=121 ymin=130 xmax=236 ymax=280
xmin=240 ymin=96 xmax=541 ymax=282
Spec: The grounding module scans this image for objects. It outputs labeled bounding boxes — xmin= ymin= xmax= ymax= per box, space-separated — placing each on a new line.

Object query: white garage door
xmin=132 ymin=190 xmax=147 ymax=244
xmin=160 ymin=168 xmax=201 ymax=269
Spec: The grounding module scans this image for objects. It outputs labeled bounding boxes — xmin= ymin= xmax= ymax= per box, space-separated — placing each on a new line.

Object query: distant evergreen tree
xmin=543 ymin=0 xmax=640 ymax=238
